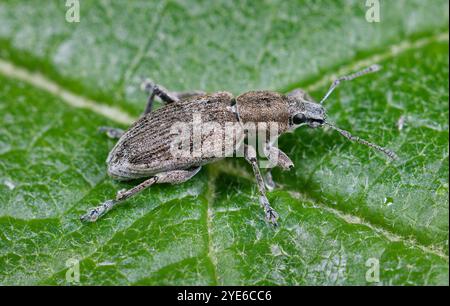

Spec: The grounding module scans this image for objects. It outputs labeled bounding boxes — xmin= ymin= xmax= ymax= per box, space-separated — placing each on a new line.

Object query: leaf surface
xmin=0 ymin=0 xmax=448 ymax=285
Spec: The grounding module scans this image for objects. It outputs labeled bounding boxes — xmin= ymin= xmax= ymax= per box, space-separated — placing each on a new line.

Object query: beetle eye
xmin=292 ymin=113 xmax=307 ymax=125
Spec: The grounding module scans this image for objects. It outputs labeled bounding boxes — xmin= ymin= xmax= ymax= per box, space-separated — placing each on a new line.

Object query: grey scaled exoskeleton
xmin=81 ymin=65 xmax=396 ymax=226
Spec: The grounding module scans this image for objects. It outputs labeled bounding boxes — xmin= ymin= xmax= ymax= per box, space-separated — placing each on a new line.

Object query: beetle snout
xmin=304 ymin=102 xmax=326 ymax=128
xmin=307 ymin=118 xmax=325 ymax=128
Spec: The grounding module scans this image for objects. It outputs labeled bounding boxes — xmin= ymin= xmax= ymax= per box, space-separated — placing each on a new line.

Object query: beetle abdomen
xmin=107 ymin=92 xmax=242 ymax=180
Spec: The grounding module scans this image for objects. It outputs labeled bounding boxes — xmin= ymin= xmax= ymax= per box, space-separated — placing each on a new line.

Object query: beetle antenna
xmin=324 ymin=121 xmax=398 ymax=160
xmin=319 ymin=64 xmax=381 ymax=104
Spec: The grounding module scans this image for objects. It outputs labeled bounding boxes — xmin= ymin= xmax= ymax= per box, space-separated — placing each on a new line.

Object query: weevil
xmin=81 ymin=65 xmax=397 ymax=226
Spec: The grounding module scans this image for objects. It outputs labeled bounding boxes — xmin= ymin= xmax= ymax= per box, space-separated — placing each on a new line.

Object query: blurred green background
xmin=0 ymin=0 xmax=448 ymax=285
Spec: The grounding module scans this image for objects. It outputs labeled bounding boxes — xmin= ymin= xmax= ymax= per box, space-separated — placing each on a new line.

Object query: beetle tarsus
xmin=80 ymin=199 xmax=117 ymax=222
xmin=260 ymin=196 xmax=279 ymax=227
xmin=98 ymin=126 xmax=124 ymax=139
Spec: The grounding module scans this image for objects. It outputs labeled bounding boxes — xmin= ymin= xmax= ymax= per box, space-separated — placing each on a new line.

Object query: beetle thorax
xmin=235 ymin=91 xmax=290 ymax=134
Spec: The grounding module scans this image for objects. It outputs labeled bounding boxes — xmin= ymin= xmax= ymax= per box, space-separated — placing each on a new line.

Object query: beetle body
xmin=81 ymin=65 xmax=394 ymax=225
xmin=107 ymin=90 xmax=297 ymax=181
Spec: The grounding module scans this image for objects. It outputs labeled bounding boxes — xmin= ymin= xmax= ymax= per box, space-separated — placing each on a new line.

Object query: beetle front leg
xmin=264 ymin=145 xmax=294 ymax=170
xmin=262 ymin=145 xmax=294 ymax=190
xmin=80 ymin=167 xmax=201 ymax=222
xmin=174 ymin=90 xmax=206 ymax=100
xmin=244 ymin=145 xmax=279 ymax=226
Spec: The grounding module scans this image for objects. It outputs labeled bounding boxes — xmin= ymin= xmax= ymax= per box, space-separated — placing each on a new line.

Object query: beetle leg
xmin=141 ymin=79 xmax=205 ymax=114
xmin=98 ymin=126 xmax=125 ymax=139
xmin=141 ymin=79 xmax=179 ymax=114
xmin=173 ymin=90 xmax=206 ymax=100
xmin=261 ymin=145 xmax=294 ymax=191
xmin=243 ymin=145 xmax=279 ymax=226
xmin=115 ymin=167 xmax=201 ymax=201
xmin=80 ymin=167 xmax=201 ymax=222
xmin=263 ymin=145 xmax=294 ymax=171
xmin=144 ymin=90 xmax=156 ymax=114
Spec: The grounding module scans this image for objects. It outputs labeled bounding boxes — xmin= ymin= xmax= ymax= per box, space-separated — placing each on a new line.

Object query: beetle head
xmin=283 ymin=65 xmax=397 ymax=160
xmin=287 ymin=89 xmax=326 ymax=129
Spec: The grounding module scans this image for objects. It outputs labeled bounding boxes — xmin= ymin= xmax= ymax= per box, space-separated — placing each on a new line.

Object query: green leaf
xmin=0 ymin=0 xmax=448 ymax=285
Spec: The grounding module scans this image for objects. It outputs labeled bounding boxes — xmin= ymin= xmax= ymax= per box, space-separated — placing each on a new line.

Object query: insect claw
xmin=80 ymin=208 xmax=99 ymax=222
xmin=98 ymin=126 xmax=124 ymax=139
xmin=80 ymin=200 xmax=116 ymax=222
xmin=265 ymin=207 xmax=279 ymax=226
xmin=140 ymin=78 xmax=155 ymax=92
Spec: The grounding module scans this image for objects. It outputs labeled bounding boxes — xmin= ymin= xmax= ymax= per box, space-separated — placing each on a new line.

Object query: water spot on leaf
xmin=3 ymin=179 xmax=15 ymax=190
xmin=383 ymin=196 xmax=394 ymax=207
